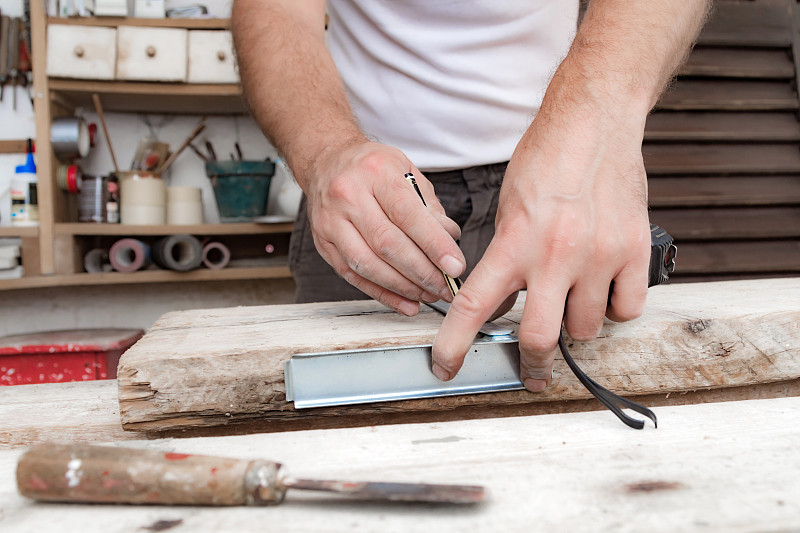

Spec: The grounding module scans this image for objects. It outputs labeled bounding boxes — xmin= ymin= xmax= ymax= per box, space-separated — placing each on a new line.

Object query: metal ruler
xmin=285 ymin=335 xmax=522 ymax=409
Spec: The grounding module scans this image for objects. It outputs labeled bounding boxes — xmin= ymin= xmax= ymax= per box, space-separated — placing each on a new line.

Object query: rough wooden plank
xmin=0 ymin=381 xmax=132 ymax=449
xmin=650 ymin=207 xmax=800 ymax=240
xmin=3 ymin=376 xmax=797 ymax=449
xmin=2 ymin=398 xmax=800 ymax=532
xmin=680 ymin=47 xmax=794 ymax=79
xmin=672 ymin=241 xmax=800 ymax=274
xmin=648 ymin=176 xmax=800 ymax=207
xmin=657 ymin=80 xmax=798 ymax=110
xmin=644 ymin=112 xmax=800 ymax=142
xmin=643 ymin=143 xmax=800 ymax=175
xmin=698 ymin=0 xmax=793 ymax=47
xmin=117 ymin=278 xmax=800 ymax=433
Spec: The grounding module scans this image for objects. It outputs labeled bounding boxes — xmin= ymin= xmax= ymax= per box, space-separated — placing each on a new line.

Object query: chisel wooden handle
xmin=16 ymin=443 xmax=286 ymax=506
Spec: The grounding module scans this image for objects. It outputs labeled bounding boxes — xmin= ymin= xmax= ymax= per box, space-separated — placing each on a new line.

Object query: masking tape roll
xmin=120 ymin=204 xmax=166 ymax=225
xmin=202 ymin=241 xmax=231 ymax=270
xmin=152 ymin=234 xmax=203 ymax=272
xmin=83 ymin=248 xmax=111 ymax=273
xmin=109 ymin=239 xmax=151 ymax=273
xmin=167 ymin=186 xmax=202 ymax=203
xmin=167 ymin=201 xmax=204 ymax=225
xmin=120 ymin=176 xmax=166 ymax=207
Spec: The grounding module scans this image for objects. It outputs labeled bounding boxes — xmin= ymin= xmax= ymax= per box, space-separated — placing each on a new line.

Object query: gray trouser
xmin=289 ymin=162 xmax=508 ymax=303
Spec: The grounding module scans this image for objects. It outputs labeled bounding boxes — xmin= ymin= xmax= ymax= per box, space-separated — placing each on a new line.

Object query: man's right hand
xmin=303 ymin=140 xmax=466 ymax=316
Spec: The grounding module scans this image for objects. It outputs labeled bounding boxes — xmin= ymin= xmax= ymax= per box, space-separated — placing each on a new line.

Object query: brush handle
xmin=16 ymin=443 xmax=286 ymax=506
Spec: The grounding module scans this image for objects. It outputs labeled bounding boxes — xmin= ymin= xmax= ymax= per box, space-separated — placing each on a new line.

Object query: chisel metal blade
xmin=282 ymin=477 xmax=486 ymax=504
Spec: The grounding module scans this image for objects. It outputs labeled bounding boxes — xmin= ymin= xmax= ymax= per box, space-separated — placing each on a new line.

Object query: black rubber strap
xmin=558 ymin=333 xmax=657 ymax=430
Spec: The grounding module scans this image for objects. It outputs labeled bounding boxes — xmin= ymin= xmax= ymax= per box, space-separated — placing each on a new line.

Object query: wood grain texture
xmin=648 ymin=176 xmax=800 ymax=207
xmin=644 ymin=112 xmax=800 ymax=142
xmin=3 ymin=398 xmax=800 ymax=532
xmin=680 ymin=47 xmax=794 ymax=79
xmin=643 ymin=143 xmax=800 ymax=175
xmin=657 ymin=80 xmax=798 ymax=111
xmin=117 ymin=278 xmax=800 ymax=433
xmin=650 ymin=207 xmax=800 ymax=240
xmin=672 ymin=241 xmax=800 ymax=274
xmin=698 ymin=0 xmax=793 ymax=47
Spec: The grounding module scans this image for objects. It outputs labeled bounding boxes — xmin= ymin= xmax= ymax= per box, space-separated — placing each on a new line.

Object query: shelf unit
xmin=0 ymin=6 xmax=295 ymax=290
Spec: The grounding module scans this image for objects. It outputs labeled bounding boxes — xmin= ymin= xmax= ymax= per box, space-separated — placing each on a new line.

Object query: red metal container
xmin=0 ymin=329 xmax=143 ymax=386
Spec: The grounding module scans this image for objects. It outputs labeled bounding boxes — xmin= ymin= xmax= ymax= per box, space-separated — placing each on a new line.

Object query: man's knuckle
xmin=518 ymin=329 xmax=555 ymax=355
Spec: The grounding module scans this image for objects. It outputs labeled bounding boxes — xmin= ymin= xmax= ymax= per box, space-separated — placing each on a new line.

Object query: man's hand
xmin=431 ymin=0 xmax=709 ymax=390
xmin=431 ymin=94 xmax=651 ymax=389
xmin=305 ymin=140 xmax=465 ymax=316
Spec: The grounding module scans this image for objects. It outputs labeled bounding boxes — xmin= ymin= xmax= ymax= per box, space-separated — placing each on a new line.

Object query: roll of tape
xmin=152 ymin=234 xmax=203 ymax=272
xmin=57 ymin=165 xmax=83 ymax=194
xmin=120 ymin=175 xmax=166 ymax=207
xmin=83 ymin=248 xmax=112 ymax=273
xmin=167 ymin=201 xmax=204 ymax=225
xmin=109 ymin=239 xmax=151 ymax=273
xmin=120 ymin=204 xmax=166 ymax=225
xmin=51 ymin=117 xmax=90 ymax=161
xmin=202 ymin=241 xmax=231 ymax=270
xmin=167 ymin=186 xmax=202 ymax=203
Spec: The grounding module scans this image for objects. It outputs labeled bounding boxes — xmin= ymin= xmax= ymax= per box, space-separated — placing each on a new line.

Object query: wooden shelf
xmin=0 ymin=140 xmax=28 ymax=154
xmin=55 ymin=223 xmax=293 ymax=236
xmin=49 ymin=79 xmax=245 ymax=114
xmin=0 ymin=227 xmax=38 ymax=238
xmin=0 ymin=265 xmax=291 ymax=291
xmin=48 ymin=16 xmax=230 ymax=30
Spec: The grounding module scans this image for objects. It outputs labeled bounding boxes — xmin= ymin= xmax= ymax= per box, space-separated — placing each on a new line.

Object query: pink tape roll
xmin=202 ymin=241 xmax=231 ymax=270
xmin=109 ymin=238 xmax=151 ymax=273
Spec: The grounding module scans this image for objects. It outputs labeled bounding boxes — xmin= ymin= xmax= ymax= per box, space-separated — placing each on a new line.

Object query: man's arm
xmin=232 ymin=1 xmax=465 ymax=315
xmin=432 ymin=0 xmax=711 ymax=389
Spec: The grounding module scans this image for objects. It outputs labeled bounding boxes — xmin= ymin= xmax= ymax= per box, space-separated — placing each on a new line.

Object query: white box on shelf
xmin=116 ymin=26 xmax=188 ymax=82
xmin=46 ymin=25 xmax=117 ymax=80
xmin=188 ymin=31 xmax=238 ymax=84
xmin=95 ymin=0 xmax=128 ymax=16
xmin=134 ymin=0 xmax=165 ymax=18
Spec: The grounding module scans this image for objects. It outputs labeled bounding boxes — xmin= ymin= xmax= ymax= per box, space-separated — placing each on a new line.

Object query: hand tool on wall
xmin=0 ymin=15 xmax=10 ymax=102
xmin=8 ymin=16 xmax=19 ymax=109
xmin=17 ymin=442 xmax=486 ymax=505
xmin=92 ymin=93 xmax=120 ymax=173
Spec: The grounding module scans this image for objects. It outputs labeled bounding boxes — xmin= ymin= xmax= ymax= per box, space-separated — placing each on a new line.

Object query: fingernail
xmin=432 ymin=363 xmax=451 ymax=381
xmin=397 ymin=301 xmax=419 ymax=317
xmin=440 ymin=255 xmax=464 ymax=278
xmin=523 ymin=378 xmax=548 ymax=392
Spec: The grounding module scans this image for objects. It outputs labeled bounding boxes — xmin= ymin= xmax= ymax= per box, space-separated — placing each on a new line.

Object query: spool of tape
xmin=120 ymin=204 xmax=166 ymax=225
xmin=120 ymin=174 xmax=166 ymax=207
xmin=83 ymin=248 xmax=112 ymax=273
xmin=51 ymin=117 xmax=90 ymax=161
xmin=202 ymin=241 xmax=231 ymax=270
xmin=56 ymin=165 xmax=83 ymax=194
xmin=167 ymin=201 xmax=204 ymax=225
xmin=152 ymin=234 xmax=203 ymax=272
xmin=167 ymin=186 xmax=202 ymax=203
xmin=109 ymin=239 xmax=151 ymax=273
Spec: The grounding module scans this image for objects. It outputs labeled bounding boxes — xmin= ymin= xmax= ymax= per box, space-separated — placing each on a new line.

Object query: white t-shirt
xmin=327 ymin=0 xmax=578 ymax=171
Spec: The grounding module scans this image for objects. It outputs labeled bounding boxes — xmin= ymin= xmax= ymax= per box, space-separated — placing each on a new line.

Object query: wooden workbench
xmin=1 ymin=397 xmax=799 ymax=532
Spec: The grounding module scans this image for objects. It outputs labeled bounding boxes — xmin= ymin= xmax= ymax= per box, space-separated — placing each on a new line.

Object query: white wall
xmin=0 ymin=278 xmax=296 ymax=337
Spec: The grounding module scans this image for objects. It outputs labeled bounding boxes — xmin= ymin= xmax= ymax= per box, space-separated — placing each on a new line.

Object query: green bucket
xmin=206 ymin=160 xmax=275 ymax=222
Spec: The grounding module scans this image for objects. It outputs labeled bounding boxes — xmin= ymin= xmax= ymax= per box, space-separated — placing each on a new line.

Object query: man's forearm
xmin=231 ymin=0 xmax=365 ymax=188
xmin=541 ymin=0 xmax=710 ymax=130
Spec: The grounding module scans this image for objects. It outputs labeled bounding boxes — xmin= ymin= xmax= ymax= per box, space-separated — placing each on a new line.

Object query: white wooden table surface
xmin=1 ymin=396 xmax=799 ymax=532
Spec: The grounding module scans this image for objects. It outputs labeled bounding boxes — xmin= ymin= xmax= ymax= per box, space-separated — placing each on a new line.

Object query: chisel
xmin=17 ymin=443 xmax=485 ymax=506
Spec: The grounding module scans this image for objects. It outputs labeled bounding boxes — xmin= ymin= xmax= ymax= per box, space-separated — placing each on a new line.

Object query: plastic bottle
xmin=10 ymin=148 xmax=38 ymax=227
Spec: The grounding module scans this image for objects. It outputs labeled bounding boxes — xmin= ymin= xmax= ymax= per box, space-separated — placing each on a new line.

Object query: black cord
xmin=558 ymin=333 xmax=657 ymax=430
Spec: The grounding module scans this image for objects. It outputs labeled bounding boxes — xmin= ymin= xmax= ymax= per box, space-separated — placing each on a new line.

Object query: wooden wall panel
xmin=645 ymin=0 xmax=800 ymax=280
